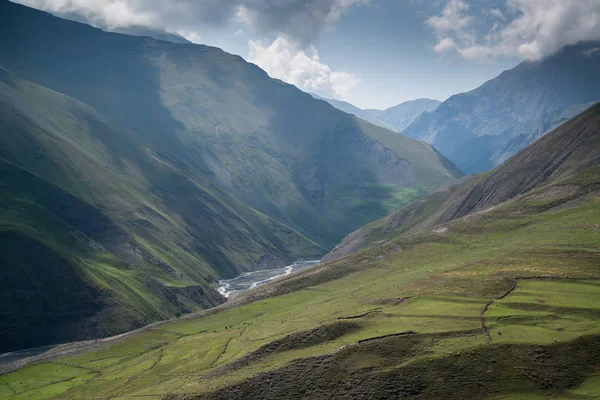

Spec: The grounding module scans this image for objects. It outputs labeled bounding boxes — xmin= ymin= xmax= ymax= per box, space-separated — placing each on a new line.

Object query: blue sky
xmin=157 ymin=0 xmax=520 ymax=109
xmin=17 ymin=0 xmax=600 ymax=109
xmin=314 ymin=1 xmax=520 ymax=108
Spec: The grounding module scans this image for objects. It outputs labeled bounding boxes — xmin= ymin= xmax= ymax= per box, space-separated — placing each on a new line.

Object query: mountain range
xmin=402 ymin=42 xmax=600 ymax=173
xmin=326 ymin=103 xmax=600 ymax=261
xmin=313 ymin=94 xmax=441 ymax=133
xmin=2 ymin=101 xmax=599 ymax=400
xmin=366 ymin=98 xmax=442 ymax=132
xmin=0 ymin=0 xmax=461 ymax=352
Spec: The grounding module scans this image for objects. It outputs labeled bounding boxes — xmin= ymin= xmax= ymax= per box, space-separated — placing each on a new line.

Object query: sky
xmin=15 ymin=0 xmax=600 ymax=110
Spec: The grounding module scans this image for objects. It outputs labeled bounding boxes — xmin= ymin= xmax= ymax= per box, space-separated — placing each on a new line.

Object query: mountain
xmin=0 ymin=0 xmax=461 ymax=351
xmin=367 ymin=98 xmax=441 ymax=132
xmin=3 ymin=105 xmax=600 ymax=400
xmin=112 ymin=26 xmax=192 ymax=43
xmin=310 ymin=94 xmax=396 ymax=131
xmin=314 ymin=95 xmax=441 ymax=133
xmin=325 ymin=103 xmax=600 ymax=261
xmin=37 ymin=7 xmax=193 ymax=44
xmin=402 ymin=42 xmax=600 ymax=174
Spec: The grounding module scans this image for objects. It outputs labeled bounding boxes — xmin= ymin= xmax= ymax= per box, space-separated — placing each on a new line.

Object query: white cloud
xmin=583 ymin=47 xmax=600 ymax=57
xmin=427 ymin=0 xmax=600 ymax=61
xmin=487 ymin=8 xmax=505 ymax=20
xmin=18 ymin=0 xmax=366 ymax=101
xmin=17 ymin=0 xmax=367 ymax=48
xmin=426 ymin=0 xmax=472 ymax=35
xmin=248 ymin=37 xmax=359 ymax=99
xmin=433 ymin=37 xmax=459 ymax=53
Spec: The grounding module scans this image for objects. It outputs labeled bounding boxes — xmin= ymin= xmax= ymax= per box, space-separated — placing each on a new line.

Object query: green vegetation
xmin=326 ymin=103 xmax=600 ymax=262
xmin=1 ymin=156 xmax=599 ymax=398
xmin=0 ymin=0 xmax=462 ymax=351
xmin=0 ymin=4 xmax=599 ymax=400
xmin=486 ymin=280 xmax=600 ymax=344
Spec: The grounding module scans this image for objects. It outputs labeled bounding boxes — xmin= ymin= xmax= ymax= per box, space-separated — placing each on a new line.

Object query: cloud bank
xmin=248 ymin=37 xmax=359 ymax=99
xmin=427 ymin=0 xmax=600 ymax=61
xmin=17 ymin=0 xmax=365 ymax=99
xmin=17 ymin=0 xmax=366 ymax=48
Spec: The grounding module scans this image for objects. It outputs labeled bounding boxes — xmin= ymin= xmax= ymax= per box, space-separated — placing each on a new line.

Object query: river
xmin=0 ymin=260 xmax=321 ymax=368
xmin=0 ymin=344 xmax=60 ymax=365
xmin=217 ymin=260 xmax=321 ymax=298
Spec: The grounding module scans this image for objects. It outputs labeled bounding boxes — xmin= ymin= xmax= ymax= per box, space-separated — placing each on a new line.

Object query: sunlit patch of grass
xmin=2 ymin=186 xmax=600 ymax=399
xmin=485 ymin=280 xmax=600 ymax=344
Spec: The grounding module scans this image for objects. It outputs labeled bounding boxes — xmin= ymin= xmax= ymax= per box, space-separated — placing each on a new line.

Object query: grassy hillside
xmin=0 ymin=66 xmax=325 ymax=351
xmin=1 ymin=101 xmax=599 ymax=399
xmin=0 ymin=0 xmax=461 ymax=351
xmin=325 ymin=103 xmax=600 ymax=261
xmin=0 ymin=0 xmax=461 ymax=245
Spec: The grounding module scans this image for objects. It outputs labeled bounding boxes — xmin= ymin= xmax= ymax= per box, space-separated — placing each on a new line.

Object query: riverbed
xmin=217 ymin=260 xmax=320 ymax=298
xmin=0 ymin=260 xmax=321 ymax=369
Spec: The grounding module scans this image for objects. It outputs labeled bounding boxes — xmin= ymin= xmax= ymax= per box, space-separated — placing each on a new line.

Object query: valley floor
xmin=1 ymin=176 xmax=600 ymax=399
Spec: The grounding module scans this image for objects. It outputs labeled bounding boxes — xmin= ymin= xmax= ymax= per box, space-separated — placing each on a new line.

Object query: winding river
xmin=217 ymin=260 xmax=321 ymax=298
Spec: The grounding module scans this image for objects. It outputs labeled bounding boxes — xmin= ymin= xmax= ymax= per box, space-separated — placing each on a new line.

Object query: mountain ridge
xmin=402 ymin=41 xmax=600 ymax=173
xmin=367 ymin=98 xmax=441 ymax=132
xmin=2 ymin=99 xmax=600 ymax=400
xmin=324 ymin=103 xmax=600 ymax=262
xmin=0 ymin=0 xmax=461 ymax=351
xmin=312 ymin=94 xmax=441 ymax=133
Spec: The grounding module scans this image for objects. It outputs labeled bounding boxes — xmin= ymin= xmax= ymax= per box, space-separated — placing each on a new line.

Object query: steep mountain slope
xmin=403 ymin=42 xmax=600 ymax=173
xmin=0 ymin=66 xmax=325 ymax=351
xmin=0 ymin=0 xmax=460 ymax=242
xmin=310 ymin=94 xmax=396 ymax=131
xmin=2 ymin=101 xmax=600 ymax=400
xmin=325 ymin=103 xmax=600 ymax=261
xmin=0 ymin=1 xmax=461 ymax=350
xmin=367 ymin=98 xmax=441 ymax=132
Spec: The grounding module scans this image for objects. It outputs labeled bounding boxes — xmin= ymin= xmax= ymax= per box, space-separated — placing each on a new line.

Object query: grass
xmin=0 ymin=39 xmax=463 ymax=352
xmin=485 ymin=280 xmax=600 ymax=344
xmin=1 ymin=171 xmax=599 ymax=399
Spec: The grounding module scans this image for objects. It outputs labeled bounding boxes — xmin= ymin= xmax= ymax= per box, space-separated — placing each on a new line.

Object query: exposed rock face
xmin=402 ymin=42 xmax=600 ymax=173
xmin=321 ymin=228 xmax=367 ymax=263
xmin=368 ymin=140 xmax=417 ymax=186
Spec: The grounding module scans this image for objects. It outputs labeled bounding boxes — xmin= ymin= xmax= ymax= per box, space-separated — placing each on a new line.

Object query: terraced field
xmin=486 ymin=280 xmax=600 ymax=344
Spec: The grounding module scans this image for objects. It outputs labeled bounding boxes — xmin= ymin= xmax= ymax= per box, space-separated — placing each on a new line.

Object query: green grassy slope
xmin=0 ymin=157 xmax=223 ymax=351
xmin=0 ymin=0 xmax=461 ymax=350
xmin=1 ymin=102 xmax=599 ymax=399
xmin=0 ymin=66 xmax=325 ymax=351
xmin=325 ymin=103 xmax=600 ymax=261
xmin=0 ymin=0 xmax=462 ymax=247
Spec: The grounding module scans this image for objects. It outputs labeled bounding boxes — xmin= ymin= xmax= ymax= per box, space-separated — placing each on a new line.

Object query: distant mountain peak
xmin=312 ymin=94 xmax=441 ymax=133
xmin=366 ymin=98 xmax=441 ymax=133
xmin=402 ymin=41 xmax=600 ymax=174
